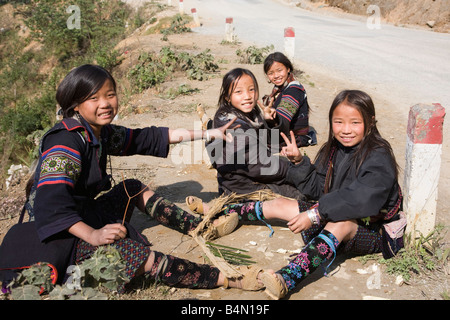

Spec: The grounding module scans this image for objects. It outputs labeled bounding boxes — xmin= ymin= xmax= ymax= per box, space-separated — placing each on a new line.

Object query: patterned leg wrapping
xmin=224 ymin=199 xmax=313 ymax=221
xmin=225 ymin=201 xmax=274 ymax=237
xmin=342 ymin=224 xmax=383 ymax=255
xmin=224 ymin=201 xmax=260 ymax=221
xmin=149 ymin=251 xmax=220 ymax=289
xmin=277 ymin=229 xmax=340 ymax=291
xmin=145 ymin=194 xmax=203 ymax=234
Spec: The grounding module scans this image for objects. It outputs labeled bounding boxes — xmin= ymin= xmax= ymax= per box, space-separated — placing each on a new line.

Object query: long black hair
xmin=214 ymin=68 xmax=262 ymax=127
xmin=316 ymin=90 xmax=399 ymax=179
xmin=56 ymin=64 xmax=117 ymax=118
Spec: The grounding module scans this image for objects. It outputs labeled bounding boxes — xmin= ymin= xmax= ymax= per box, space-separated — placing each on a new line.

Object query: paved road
xmin=183 ymin=0 xmax=450 ymax=111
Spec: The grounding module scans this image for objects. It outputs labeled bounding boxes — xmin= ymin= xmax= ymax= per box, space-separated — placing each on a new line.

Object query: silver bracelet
xmin=205 ymin=130 xmax=211 ymax=143
xmin=306 ymin=207 xmax=320 ymax=225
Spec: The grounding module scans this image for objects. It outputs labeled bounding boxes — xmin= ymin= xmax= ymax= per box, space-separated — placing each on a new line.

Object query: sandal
xmin=223 ymin=265 xmax=265 ymax=291
xmin=186 ymin=196 xmax=205 ymax=215
xmin=202 ymin=212 xmax=239 ymax=240
xmin=260 ymin=271 xmax=288 ymax=300
xmin=213 ymin=212 xmax=239 ymax=238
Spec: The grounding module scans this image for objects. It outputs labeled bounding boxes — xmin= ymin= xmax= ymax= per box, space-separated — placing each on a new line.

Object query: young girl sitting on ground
xmin=195 ymin=90 xmax=406 ymax=299
xmin=261 ymin=52 xmax=316 ymax=149
xmin=0 ymin=64 xmax=264 ymax=294
xmin=195 ymin=67 xmax=304 ymax=200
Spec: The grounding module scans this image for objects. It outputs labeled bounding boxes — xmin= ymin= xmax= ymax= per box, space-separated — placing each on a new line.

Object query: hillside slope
xmin=298 ymin=0 xmax=450 ymax=32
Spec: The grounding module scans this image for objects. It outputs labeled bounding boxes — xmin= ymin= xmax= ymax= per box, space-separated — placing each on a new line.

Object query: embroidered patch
xmin=107 ymin=125 xmax=133 ymax=156
xmin=37 ymin=145 xmax=82 ymax=188
xmin=276 ymin=96 xmax=299 ymax=121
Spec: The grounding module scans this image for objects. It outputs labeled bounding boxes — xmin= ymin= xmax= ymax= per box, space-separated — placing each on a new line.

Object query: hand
xmin=90 ymin=223 xmax=127 ymax=246
xmin=261 ymin=95 xmax=274 ymax=108
xmin=207 ymin=116 xmax=240 ymax=142
xmin=257 ymin=100 xmax=276 ymax=121
xmin=287 ymin=211 xmax=312 ymax=234
xmin=280 ymin=131 xmax=303 ymax=164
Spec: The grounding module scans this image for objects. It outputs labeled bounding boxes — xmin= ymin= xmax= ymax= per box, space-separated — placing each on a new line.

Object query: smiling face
xmin=229 ymin=74 xmax=257 ymax=114
xmin=74 ymin=79 xmax=118 ymax=138
xmin=266 ymin=61 xmax=290 ymax=87
xmin=331 ymin=102 xmax=365 ymax=147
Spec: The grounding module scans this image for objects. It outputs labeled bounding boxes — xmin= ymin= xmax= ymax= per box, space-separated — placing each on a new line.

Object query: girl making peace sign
xmin=262 ymin=52 xmax=317 ymax=149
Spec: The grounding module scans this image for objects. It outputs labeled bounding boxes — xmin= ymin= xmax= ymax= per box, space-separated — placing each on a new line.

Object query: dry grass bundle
xmin=189 ymin=189 xmax=288 ymax=278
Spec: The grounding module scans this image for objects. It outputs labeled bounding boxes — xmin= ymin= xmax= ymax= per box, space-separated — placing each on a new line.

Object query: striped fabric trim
xmin=37 ymin=145 xmax=82 ymax=189
xmin=276 ymin=94 xmax=300 ymax=122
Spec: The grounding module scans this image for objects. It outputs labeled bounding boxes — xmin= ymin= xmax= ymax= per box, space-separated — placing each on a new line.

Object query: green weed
xmin=362 ymin=224 xmax=449 ymax=282
xmin=128 ymin=47 xmax=218 ymax=93
xmin=236 ymin=44 xmax=274 ymax=64
xmin=6 ymin=246 xmax=128 ymax=300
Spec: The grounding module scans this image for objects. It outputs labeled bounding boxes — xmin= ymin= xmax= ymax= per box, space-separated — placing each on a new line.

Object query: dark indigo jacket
xmin=286 ymin=143 xmax=402 ymax=223
xmin=28 ymin=117 xmax=169 ymax=241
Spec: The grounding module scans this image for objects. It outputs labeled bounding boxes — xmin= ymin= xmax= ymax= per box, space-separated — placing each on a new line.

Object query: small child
xmin=0 ymin=64 xmax=263 ymax=294
xmin=262 ymin=52 xmax=316 ymax=148
xmin=204 ymin=67 xmax=304 ymax=199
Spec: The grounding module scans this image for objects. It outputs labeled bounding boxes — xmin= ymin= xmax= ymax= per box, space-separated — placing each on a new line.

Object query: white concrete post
xmin=225 ymin=17 xmax=235 ymax=42
xmin=191 ymin=8 xmax=200 ymax=27
xmin=403 ymin=103 xmax=446 ymax=238
xmin=168 ymin=0 xmax=172 ymax=6
xmin=178 ymin=0 xmax=184 ymax=14
xmin=284 ymin=27 xmax=295 ymax=62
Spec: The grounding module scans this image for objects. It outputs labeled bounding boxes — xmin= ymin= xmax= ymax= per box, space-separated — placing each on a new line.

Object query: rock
xmin=5 ymin=164 xmax=29 ymax=189
xmin=257 ymin=245 xmax=268 ymax=252
xmin=395 ymin=275 xmax=404 ymax=286
xmin=426 ymin=20 xmax=435 ymax=28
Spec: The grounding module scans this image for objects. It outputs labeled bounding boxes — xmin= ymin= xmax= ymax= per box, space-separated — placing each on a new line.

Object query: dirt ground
xmin=0 ymin=3 xmax=449 ymax=302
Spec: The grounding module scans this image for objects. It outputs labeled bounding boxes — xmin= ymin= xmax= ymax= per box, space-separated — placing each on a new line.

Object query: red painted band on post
xmin=284 ymin=27 xmax=295 ymax=37
xmin=226 ymin=17 xmax=233 ymax=24
xmin=407 ymin=103 xmax=445 ymax=144
xmin=191 ymin=8 xmax=196 ymax=13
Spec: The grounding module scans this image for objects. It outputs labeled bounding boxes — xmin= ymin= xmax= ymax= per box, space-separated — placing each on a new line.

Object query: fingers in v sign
xmin=280 ymin=131 xmax=303 ymax=164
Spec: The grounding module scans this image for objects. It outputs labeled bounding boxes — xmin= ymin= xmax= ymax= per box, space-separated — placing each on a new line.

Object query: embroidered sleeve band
xmin=37 ymin=145 xmax=82 ymax=189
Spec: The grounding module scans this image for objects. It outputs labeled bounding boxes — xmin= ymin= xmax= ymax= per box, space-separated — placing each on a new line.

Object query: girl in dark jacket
xmin=0 ymin=65 xmax=264 ymax=294
xmin=262 ymin=52 xmax=316 ymax=149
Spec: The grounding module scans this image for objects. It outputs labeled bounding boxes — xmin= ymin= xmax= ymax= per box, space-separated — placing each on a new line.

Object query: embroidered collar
xmin=61 ymin=116 xmax=98 ymax=144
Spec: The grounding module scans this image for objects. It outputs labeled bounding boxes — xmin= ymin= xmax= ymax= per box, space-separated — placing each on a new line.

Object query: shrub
xmin=21 ymin=0 xmax=131 ymax=59
xmin=236 ymin=44 xmax=274 ymax=64
xmin=128 ymin=47 xmax=218 ymax=92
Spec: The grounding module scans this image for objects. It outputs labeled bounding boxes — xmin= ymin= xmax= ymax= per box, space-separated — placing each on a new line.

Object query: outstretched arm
xmin=168 ymin=117 xmax=239 ymax=143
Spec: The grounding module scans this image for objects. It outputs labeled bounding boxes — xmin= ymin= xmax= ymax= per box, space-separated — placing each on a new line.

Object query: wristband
xmin=306 ymin=206 xmax=321 ymax=225
xmin=203 ymin=130 xmax=211 ymax=142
